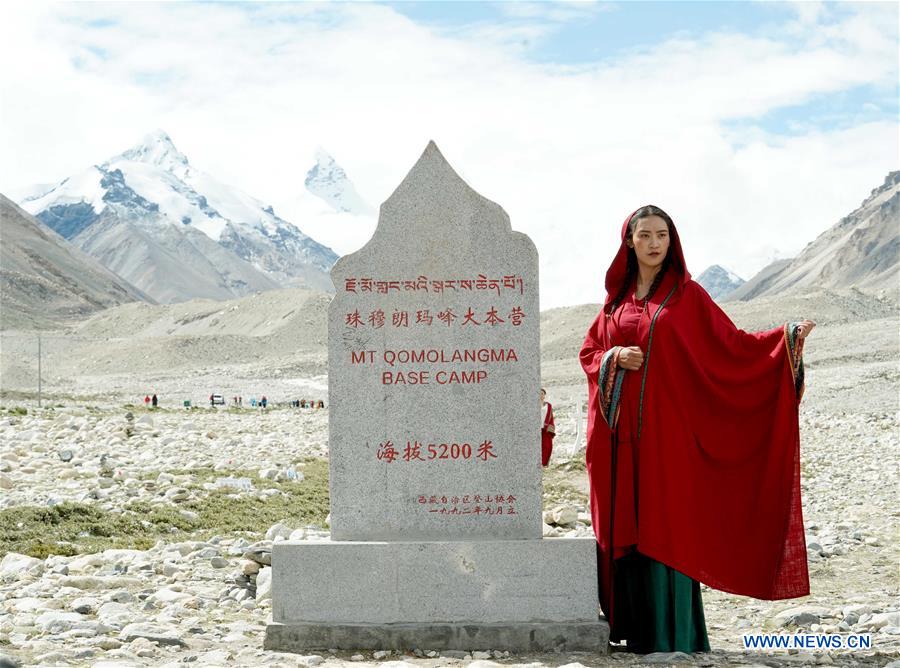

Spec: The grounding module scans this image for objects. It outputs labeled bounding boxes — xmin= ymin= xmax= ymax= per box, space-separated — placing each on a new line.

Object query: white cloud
xmin=496 ymin=0 xmax=615 ymax=23
xmin=0 ymin=2 xmax=896 ymax=307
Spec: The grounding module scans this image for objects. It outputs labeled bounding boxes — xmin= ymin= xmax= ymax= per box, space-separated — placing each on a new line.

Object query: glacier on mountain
xmin=17 ymin=130 xmax=338 ymax=303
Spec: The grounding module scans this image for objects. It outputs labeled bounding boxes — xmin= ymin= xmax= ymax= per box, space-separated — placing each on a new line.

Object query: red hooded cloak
xmin=580 ymin=207 xmax=809 ymax=621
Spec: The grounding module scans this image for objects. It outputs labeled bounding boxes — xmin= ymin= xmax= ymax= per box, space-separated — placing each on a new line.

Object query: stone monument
xmin=265 ymin=142 xmax=609 ymax=652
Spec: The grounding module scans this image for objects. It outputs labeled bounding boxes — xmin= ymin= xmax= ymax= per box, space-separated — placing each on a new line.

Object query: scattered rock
xmin=265 ymin=522 xmax=292 ymax=541
xmin=243 ymin=545 xmax=272 ymax=566
xmin=256 ymin=566 xmax=273 ymax=601
xmin=70 ymin=596 xmax=98 ymax=614
xmin=240 ymin=559 xmax=260 ymax=575
xmin=545 ymin=505 xmax=578 ymax=526
xmin=165 ymin=486 xmax=190 ymax=502
xmin=35 ymin=610 xmax=84 ymax=633
xmin=0 ymin=652 xmax=22 ymax=668
xmin=151 ymin=587 xmax=191 ymax=604
xmin=97 ymin=601 xmax=138 ymax=628
xmin=119 ymin=622 xmax=187 ymax=647
xmin=774 ymin=605 xmax=830 ymax=627
xmin=0 ymin=552 xmax=44 ymax=580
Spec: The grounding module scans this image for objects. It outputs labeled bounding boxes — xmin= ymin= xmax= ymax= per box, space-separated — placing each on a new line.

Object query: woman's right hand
xmin=618 ymin=346 xmax=644 ymax=370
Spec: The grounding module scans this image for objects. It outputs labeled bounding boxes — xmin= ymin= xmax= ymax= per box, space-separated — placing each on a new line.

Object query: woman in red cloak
xmin=541 ymin=388 xmax=555 ymax=467
xmin=580 ymin=205 xmax=815 ymax=653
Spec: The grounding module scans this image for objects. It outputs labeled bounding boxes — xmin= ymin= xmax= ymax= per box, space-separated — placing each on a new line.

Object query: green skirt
xmin=610 ymin=551 xmax=711 ymax=654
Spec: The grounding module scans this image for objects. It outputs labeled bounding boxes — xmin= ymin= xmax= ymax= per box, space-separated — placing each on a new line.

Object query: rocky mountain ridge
xmin=730 ymin=171 xmax=899 ymax=301
xmin=16 ymin=131 xmax=339 ymax=303
xmin=0 ymin=195 xmax=148 ymax=330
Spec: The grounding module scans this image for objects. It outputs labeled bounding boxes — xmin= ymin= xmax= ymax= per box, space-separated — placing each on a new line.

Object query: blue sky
xmin=1 ymin=1 xmax=897 ymax=307
xmin=390 ymin=1 xmax=785 ymax=59
xmin=388 ymin=1 xmax=898 ymax=136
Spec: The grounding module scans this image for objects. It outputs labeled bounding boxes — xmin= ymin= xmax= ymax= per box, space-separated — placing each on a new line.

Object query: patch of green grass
xmin=6 ymin=406 xmax=27 ymax=416
xmin=541 ymin=464 xmax=588 ymax=509
xmin=542 ymin=481 xmax=588 ymax=508
xmin=552 ymin=458 xmax=586 ymax=472
xmin=0 ymin=389 xmax=108 ymax=403
xmin=0 ymin=459 xmax=331 ymax=559
xmin=0 ymin=502 xmax=162 ymax=559
xmin=121 ymin=404 xmax=175 ymax=414
xmin=189 ymin=459 xmax=330 ymax=533
xmin=0 ymin=389 xmax=37 ymax=401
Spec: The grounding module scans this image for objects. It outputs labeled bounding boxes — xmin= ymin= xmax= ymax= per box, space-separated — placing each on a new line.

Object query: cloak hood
xmin=603 ymin=205 xmax=691 ymax=313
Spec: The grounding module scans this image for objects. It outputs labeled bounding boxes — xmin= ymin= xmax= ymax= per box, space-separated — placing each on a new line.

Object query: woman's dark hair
xmin=607 ymin=205 xmax=679 ymax=313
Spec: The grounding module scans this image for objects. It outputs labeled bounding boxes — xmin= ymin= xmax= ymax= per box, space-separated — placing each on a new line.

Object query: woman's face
xmin=628 ymin=215 xmax=670 ymax=270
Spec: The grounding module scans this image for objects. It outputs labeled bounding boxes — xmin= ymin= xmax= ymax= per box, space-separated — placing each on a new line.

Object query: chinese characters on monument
xmin=327 ymin=143 xmax=541 ymax=541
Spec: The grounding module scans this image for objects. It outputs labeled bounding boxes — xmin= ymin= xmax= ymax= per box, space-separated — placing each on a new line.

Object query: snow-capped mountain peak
xmin=696 ymin=264 xmax=746 ymax=301
xmin=113 ymin=129 xmax=189 ymax=174
xmin=304 ymin=148 xmax=373 ymax=215
xmin=16 ymin=130 xmax=339 ymax=303
xmin=313 ymin=147 xmax=337 ymax=169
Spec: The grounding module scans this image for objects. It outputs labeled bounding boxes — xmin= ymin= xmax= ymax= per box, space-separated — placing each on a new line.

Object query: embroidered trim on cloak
xmin=597 ymin=346 xmax=625 ymax=428
xmin=784 ymin=322 xmax=806 ymax=401
xmin=636 ymin=283 xmax=678 ymax=441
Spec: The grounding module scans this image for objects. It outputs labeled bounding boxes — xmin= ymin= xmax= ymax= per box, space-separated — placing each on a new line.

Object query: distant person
xmin=151 ymin=394 xmax=158 ymax=408
xmin=580 ymin=204 xmax=815 ymax=654
xmin=250 ymin=397 xmax=257 ymax=407
xmin=261 ymin=396 xmax=268 ymax=409
xmin=300 ymin=399 xmax=307 ymax=408
xmin=144 ymin=395 xmax=150 ymax=407
xmin=210 ymin=394 xmax=214 ymax=407
xmin=540 ymin=388 xmax=555 ymax=467
xmin=238 ymin=396 xmax=243 ymax=406
xmin=318 ymin=400 xmax=325 ymax=409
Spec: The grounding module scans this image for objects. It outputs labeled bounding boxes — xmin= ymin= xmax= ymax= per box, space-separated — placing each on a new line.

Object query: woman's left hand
xmin=796 ymin=319 xmax=816 ymax=339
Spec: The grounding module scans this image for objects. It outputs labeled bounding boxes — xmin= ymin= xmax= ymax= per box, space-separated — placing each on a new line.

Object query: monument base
xmin=265 ymin=537 xmax=609 ymax=653
xmin=264 ymin=620 xmax=609 ymax=652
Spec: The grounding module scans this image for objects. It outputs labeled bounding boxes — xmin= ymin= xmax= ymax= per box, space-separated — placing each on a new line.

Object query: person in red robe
xmin=580 ymin=205 xmax=815 ymax=653
xmin=540 ymin=388 xmax=555 ymax=467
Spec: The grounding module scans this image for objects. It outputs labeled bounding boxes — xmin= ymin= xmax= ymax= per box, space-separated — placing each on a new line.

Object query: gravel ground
xmin=0 ymin=288 xmax=897 ymax=667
